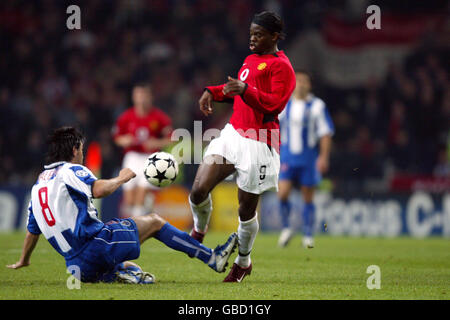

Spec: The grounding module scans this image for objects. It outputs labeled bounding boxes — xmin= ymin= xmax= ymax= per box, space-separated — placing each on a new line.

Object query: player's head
xmin=45 ymin=126 xmax=85 ymax=165
xmin=132 ymin=82 xmax=153 ymax=110
xmin=293 ymin=69 xmax=312 ymax=99
xmin=250 ymin=11 xmax=285 ymax=54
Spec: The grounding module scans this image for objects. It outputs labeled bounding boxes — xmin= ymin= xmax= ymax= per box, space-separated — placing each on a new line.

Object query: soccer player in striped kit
xmin=189 ymin=11 xmax=296 ymax=282
xmin=277 ymin=70 xmax=334 ymax=249
xmin=7 ymin=127 xmax=237 ymax=283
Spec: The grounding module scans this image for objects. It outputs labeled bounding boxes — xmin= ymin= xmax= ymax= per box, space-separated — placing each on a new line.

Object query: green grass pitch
xmin=0 ymin=231 xmax=449 ymax=300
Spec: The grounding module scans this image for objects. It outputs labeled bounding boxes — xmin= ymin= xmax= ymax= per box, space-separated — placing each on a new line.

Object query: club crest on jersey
xmin=257 ymin=62 xmax=267 ymax=71
xmin=149 ymin=120 xmax=159 ymax=131
xmin=120 ymin=220 xmax=132 ymax=227
xmin=75 ymin=170 xmax=89 ymax=178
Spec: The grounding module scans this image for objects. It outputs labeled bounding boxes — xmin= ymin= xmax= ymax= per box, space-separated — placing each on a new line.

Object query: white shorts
xmin=122 ymin=151 xmax=155 ymax=190
xmin=204 ymin=124 xmax=280 ymax=195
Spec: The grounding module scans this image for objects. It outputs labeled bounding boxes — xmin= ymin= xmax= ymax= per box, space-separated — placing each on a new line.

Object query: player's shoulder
xmin=309 ymin=95 xmax=329 ymax=114
xmin=61 ymin=163 xmax=95 ymax=179
xmin=117 ymin=107 xmax=136 ymax=120
xmin=270 ymin=52 xmax=295 ymax=74
xmin=311 ymin=95 xmax=326 ymax=106
xmin=244 ymin=53 xmax=257 ymax=62
xmin=150 ymin=106 xmax=167 ymax=115
xmin=149 ymin=106 xmax=172 ymax=121
xmin=273 ymin=51 xmax=293 ymax=64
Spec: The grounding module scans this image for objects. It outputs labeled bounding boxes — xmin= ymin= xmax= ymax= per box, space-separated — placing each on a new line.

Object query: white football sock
xmin=235 ymin=212 xmax=259 ymax=268
xmin=189 ymin=193 xmax=212 ymax=233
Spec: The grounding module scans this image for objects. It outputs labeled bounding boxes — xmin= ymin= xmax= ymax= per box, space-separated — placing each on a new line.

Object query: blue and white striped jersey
xmin=27 ymin=161 xmax=104 ymax=259
xmin=279 ymin=94 xmax=334 ymax=166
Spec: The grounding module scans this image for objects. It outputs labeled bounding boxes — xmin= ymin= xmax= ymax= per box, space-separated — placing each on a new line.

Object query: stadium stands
xmin=0 ymin=0 xmax=448 ymax=193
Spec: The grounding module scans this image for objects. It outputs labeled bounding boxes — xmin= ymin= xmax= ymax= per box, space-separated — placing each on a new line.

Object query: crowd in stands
xmin=1 ymin=0 xmax=448 ymax=193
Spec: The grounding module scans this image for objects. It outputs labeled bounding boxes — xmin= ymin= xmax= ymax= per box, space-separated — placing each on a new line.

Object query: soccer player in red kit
xmin=113 ymin=83 xmax=173 ymax=217
xmin=189 ymin=11 xmax=296 ymax=282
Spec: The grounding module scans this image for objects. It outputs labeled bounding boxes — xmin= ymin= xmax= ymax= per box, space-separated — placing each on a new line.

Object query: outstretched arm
xmin=143 ymin=125 xmax=173 ymax=152
xmin=316 ymin=134 xmax=332 ymax=174
xmin=92 ymin=168 xmax=136 ymax=198
xmin=199 ymin=90 xmax=214 ymax=116
xmin=7 ymin=231 xmax=40 ymax=269
xmin=114 ymin=134 xmax=136 ymax=149
xmin=199 ymin=86 xmax=234 ymax=117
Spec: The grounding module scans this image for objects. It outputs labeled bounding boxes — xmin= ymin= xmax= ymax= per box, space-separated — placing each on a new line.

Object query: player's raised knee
xmin=190 ymin=186 xmax=209 ymax=205
xmin=146 ymin=212 xmax=166 ymax=229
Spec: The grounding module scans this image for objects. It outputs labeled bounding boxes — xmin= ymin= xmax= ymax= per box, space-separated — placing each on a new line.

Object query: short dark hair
xmin=252 ymin=11 xmax=286 ymax=40
xmin=45 ymin=126 xmax=85 ymax=164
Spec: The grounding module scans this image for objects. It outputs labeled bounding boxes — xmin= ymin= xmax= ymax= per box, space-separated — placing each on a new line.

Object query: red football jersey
xmin=113 ymin=106 xmax=172 ymax=154
xmin=206 ymin=50 xmax=296 ymax=153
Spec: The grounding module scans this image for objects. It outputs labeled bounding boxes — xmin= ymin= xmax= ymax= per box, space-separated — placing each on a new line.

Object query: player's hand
xmin=119 ymin=168 xmax=136 ymax=183
xmin=116 ymin=134 xmax=135 ymax=148
xmin=316 ymin=155 xmax=329 ymax=174
xmin=223 ymin=76 xmax=246 ymax=96
xmin=6 ymin=261 xmax=29 ymax=269
xmin=143 ymin=138 xmax=159 ymax=152
xmin=199 ymin=90 xmax=213 ymax=116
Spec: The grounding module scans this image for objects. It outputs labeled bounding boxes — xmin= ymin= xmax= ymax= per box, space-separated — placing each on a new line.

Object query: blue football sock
xmin=155 ymin=223 xmax=213 ymax=264
xmin=302 ymin=203 xmax=315 ymax=237
xmin=279 ymin=200 xmax=291 ymax=229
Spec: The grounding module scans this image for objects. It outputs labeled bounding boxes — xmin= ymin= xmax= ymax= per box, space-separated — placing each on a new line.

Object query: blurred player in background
xmin=190 ymin=11 xmax=296 ymax=282
xmin=113 ymin=83 xmax=173 ymax=217
xmin=7 ymin=127 xmax=238 ymax=283
xmin=277 ymin=70 xmax=334 ymax=248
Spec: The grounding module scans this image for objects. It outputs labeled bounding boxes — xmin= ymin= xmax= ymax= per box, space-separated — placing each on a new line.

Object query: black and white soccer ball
xmin=144 ymin=152 xmax=179 ymax=188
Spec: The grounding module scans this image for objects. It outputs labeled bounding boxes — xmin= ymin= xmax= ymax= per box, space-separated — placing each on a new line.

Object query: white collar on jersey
xmin=44 ymin=161 xmax=67 ymax=170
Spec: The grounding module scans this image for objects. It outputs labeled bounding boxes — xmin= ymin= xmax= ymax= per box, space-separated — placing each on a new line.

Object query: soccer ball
xmin=144 ymin=152 xmax=179 ymax=188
